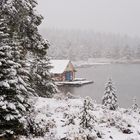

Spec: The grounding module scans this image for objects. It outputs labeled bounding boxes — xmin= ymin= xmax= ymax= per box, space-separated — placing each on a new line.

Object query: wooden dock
xmin=55 ymin=79 xmax=93 ymax=86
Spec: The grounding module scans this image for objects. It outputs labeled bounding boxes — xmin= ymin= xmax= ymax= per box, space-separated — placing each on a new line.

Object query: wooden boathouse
xmin=50 ymin=60 xmax=76 ymax=81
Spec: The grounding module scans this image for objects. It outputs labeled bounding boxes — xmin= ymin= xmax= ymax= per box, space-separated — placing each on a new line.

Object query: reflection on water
xmin=59 ymin=64 xmax=140 ymax=108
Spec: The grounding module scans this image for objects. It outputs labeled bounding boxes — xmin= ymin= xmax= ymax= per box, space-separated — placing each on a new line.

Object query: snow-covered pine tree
xmin=0 ymin=14 xmax=30 ymax=136
xmin=30 ymin=56 xmax=57 ymax=97
xmin=79 ymin=97 xmax=99 ymax=139
xmin=131 ymin=97 xmax=139 ymax=113
xmin=79 ymin=97 xmax=96 ymax=131
xmin=102 ymin=78 xmax=118 ymax=110
xmin=11 ymin=32 xmax=36 ymax=96
xmin=0 ymin=0 xmax=56 ymax=137
xmin=4 ymin=0 xmax=57 ymax=97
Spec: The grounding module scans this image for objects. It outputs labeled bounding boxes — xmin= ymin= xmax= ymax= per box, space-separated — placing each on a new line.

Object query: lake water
xmin=59 ymin=64 xmax=140 ymax=108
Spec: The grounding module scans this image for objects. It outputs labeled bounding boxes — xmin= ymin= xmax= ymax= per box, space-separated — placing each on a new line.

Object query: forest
xmin=40 ymin=28 xmax=140 ymax=61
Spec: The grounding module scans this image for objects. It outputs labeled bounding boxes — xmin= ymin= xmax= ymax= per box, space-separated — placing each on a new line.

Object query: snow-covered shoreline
xmin=20 ymin=96 xmax=140 ymax=140
xmin=73 ymin=58 xmax=140 ymax=68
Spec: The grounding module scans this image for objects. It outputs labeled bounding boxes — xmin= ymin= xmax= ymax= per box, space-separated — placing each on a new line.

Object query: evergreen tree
xmin=135 ymin=45 xmax=140 ymax=59
xmin=0 ymin=0 xmax=57 ymax=136
xmin=11 ymin=32 xmax=35 ymax=96
xmin=79 ymin=97 xmax=96 ymax=131
xmin=131 ymin=97 xmax=139 ymax=113
xmin=0 ymin=0 xmax=56 ymax=136
xmin=0 ymin=15 xmax=30 ymax=136
xmin=102 ymin=79 xmax=118 ymax=110
xmin=30 ymin=57 xmax=57 ymax=97
xmin=3 ymin=0 xmax=57 ymax=97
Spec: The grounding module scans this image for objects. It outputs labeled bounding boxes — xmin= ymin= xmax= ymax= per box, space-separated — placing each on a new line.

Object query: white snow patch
xmin=20 ymin=97 xmax=140 ymax=140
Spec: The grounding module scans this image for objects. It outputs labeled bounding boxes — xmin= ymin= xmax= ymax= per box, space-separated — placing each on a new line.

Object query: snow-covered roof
xmin=50 ymin=60 xmax=70 ymax=74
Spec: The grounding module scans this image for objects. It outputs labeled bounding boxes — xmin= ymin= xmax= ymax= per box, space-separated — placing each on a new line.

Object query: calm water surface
xmin=60 ymin=64 xmax=140 ymax=108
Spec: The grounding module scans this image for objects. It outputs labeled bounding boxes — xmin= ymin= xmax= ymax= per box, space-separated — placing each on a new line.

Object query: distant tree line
xmin=40 ymin=28 xmax=140 ymax=61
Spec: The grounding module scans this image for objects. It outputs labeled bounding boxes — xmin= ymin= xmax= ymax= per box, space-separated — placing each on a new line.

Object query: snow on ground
xmin=21 ymin=96 xmax=140 ymax=140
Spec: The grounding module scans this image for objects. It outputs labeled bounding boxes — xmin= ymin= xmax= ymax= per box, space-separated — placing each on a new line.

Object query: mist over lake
xmin=59 ymin=64 xmax=140 ymax=108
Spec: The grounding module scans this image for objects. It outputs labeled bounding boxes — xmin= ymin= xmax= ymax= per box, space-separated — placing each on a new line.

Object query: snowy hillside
xmin=21 ymin=96 xmax=140 ymax=140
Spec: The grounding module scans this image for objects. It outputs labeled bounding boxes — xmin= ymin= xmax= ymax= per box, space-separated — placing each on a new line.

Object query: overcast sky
xmin=37 ymin=0 xmax=140 ymax=37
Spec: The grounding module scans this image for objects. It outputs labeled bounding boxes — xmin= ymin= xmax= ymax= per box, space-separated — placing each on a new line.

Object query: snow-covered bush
xmin=26 ymin=112 xmax=51 ymax=136
xmin=115 ymin=116 xmax=133 ymax=134
xmin=25 ymin=101 xmax=56 ymax=137
xmin=63 ymin=113 xmax=76 ymax=126
xmin=102 ymin=110 xmax=133 ymax=134
xmin=102 ymin=79 xmax=118 ymax=110
xmin=27 ymin=117 xmax=48 ymax=136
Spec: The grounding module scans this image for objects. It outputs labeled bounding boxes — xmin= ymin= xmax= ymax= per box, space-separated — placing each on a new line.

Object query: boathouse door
xmin=66 ymin=71 xmax=72 ymax=81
